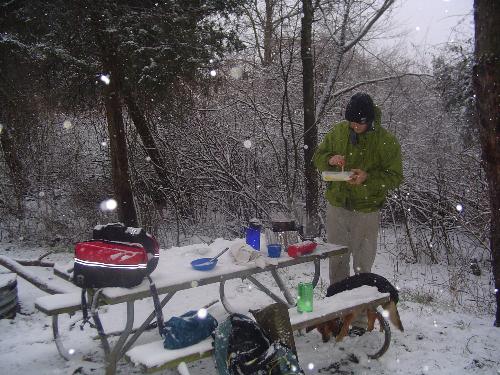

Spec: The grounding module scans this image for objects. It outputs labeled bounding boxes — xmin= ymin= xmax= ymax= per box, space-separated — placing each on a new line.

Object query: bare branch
xmin=0 ymin=255 xmax=70 ymax=295
xmin=343 ymin=0 xmax=396 ymax=52
xmin=332 ymin=73 xmax=434 ymax=98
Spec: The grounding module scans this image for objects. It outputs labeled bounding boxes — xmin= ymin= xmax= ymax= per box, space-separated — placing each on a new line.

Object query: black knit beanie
xmin=345 ymin=92 xmax=375 ymax=126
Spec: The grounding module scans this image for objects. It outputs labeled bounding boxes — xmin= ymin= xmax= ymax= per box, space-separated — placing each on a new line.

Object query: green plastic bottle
xmin=297 ymin=282 xmax=313 ymax=312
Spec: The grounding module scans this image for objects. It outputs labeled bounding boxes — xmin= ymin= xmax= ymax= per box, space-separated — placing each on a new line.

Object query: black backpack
xmin=213 ymin=313 xmax=303 ymax=375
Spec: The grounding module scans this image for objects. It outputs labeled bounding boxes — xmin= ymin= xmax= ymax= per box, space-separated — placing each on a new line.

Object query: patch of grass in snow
xmin=401 ymin=289 xmax=435 ymax=305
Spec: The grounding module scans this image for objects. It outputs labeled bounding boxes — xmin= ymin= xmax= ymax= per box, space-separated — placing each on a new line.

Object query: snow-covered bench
xmin=35 ymin=292 xmax=85 ymax=361
xmin=35 ymin=292 xmax=82 ymax=316
xmin=125 ymin=286 xmax=391 ymax=373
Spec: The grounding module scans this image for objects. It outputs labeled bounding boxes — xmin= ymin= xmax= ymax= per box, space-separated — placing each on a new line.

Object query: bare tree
xmin=473 ymin=0 xmax=500 ymax=326
xmin=301 ymin=0 xmax=318 ymax=223
xmin=243 ymin=0 xmax=301 ymax=66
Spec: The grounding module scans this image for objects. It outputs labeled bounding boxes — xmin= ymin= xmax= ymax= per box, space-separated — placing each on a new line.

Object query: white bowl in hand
xmin=322 ymin=171 xmax=353 ymax=182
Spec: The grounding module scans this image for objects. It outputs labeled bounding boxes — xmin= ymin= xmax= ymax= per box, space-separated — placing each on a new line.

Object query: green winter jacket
xmin=313 ymin=107 xmax=403 ymax=213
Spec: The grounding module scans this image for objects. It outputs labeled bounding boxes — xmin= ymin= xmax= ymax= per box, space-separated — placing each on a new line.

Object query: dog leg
xmin=367 ymin=309 xmax=378 ymax=332
xmin=383 ymin=301 xmax=404 ymax=332
xmin=336 ymin=312 xmax=355 ymax=342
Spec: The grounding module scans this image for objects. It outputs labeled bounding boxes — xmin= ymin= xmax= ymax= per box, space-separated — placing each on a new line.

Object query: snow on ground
xmin=0 ymin=239 xmax=499 ymax=375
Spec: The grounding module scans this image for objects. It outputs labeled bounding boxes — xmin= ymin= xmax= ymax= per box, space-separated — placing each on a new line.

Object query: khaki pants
xmin=326 ymin=205 xmax=380 ymax=329
xmin=326 ymin=205 xmax=380 ymax=285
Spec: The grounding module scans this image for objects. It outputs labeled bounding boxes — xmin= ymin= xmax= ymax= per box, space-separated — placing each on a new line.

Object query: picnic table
xmin=36 ymin=238 xmax=349 ymax=374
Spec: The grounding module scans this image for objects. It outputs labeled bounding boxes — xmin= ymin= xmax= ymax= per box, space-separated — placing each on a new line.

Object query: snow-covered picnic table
xmin=36 ymin=238 xmax=348 ymax=374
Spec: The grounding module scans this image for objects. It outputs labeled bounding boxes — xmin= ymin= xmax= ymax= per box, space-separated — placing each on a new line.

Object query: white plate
xmin=322 ymin=171 xmax=353 ymax=182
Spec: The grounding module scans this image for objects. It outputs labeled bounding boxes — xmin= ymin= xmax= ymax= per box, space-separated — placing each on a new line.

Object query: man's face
xmin=349 ymin=121 xmax=369 ymax=134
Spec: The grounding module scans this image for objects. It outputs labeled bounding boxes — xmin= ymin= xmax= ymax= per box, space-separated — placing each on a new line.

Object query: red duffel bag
xmin=73 ymin=223 xmax=159 ymax=289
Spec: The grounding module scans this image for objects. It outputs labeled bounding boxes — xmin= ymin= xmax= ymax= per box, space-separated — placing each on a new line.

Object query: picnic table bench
xmin=34 ymin=240 xmax=395 ymax=374
xmin=125 ymin=285 xmax=391 ymax=373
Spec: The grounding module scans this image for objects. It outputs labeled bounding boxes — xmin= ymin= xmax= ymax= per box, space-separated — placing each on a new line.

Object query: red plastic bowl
xmin=287 ymin=241 xmax=317 ymax=258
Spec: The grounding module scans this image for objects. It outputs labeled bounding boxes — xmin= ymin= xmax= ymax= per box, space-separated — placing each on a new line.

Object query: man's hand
xmin=328 ymin=154 xmax=345 ymax=167
xmin=348 ymin=169 xmax=368 ymax=185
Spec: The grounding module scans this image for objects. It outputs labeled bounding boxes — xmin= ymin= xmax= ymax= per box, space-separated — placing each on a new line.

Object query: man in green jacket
xmin=313 ymin=92 xmax=403 ymax=290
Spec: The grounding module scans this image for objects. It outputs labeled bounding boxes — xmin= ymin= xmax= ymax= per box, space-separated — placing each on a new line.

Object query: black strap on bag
xmin=80 ymin=289 xmax=94 ymax=330
xmin=79 ymin=279 xmax=166 ymax=339
xmin=148 ymin=275 xmax=165 ymax=337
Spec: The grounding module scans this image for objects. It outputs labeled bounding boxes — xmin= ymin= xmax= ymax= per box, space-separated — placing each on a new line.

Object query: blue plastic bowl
xmin=191 ymin=257 xmax=217 ymax=271
xmin=267 ymin=244 xmax=282 ymax=258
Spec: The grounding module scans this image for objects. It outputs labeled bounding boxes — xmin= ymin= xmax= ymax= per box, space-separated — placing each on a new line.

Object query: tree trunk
xmin=122 ymin=91 xmax=173 ymax=190
xmin=263 ymin=0 xmax=274 ymax=66
xmin=101 ymin=51 xmax=138 ymax=227
xmin=301 ymin=0 xmax=319 ymax=223
xmin=473 ymin=0 xmax=500 ymax=327
xmin=0 ymin=121 xmax=26 ymax=215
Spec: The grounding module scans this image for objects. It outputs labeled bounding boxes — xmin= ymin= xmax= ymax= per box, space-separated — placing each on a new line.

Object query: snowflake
xmin=100 ymin=74 xmax=110 ymax=85
xmin=229 ymin=66 xmax=243 ymax=79
xmin=100 ymin=199 xmax=117 ymax=211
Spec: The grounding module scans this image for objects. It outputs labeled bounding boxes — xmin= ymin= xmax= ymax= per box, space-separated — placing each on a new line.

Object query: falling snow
xmin=100 ymin=74 xmax=110 ymax=85
xmin=229 ymin=66 xmax=243 ymax=79
xmin=197 ymin=308 xmax=207 ymax=319
xmin=62 ymin=120 xmax=73 ymax=130
xmin=99 ymin=198 xmax=117 ymax=211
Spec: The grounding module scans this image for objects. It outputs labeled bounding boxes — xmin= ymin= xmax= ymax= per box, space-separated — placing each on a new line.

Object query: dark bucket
xmin=0 ymin=274 xmax=18 ymax=319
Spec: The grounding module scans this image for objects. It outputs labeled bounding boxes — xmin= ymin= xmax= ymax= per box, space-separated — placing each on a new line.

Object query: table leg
xmin=219 ymin=279 xmax=237 ymax=313
xmin=91 ymin=289 xmax=110 ymax=357
xmin=52 ymin=315 xmax=72 ymax=361
xmin=104 ymin=301 xmax=135 ymax=375
xmin=247 ymin=275 xmax=291 ymax=306
xmin=270 ymin=269 xmax=296 ymax=306
xmin=311 ymin=258 xmax=321 ymax=288
xmin=120 ymin=292 xmax=176 ymax=356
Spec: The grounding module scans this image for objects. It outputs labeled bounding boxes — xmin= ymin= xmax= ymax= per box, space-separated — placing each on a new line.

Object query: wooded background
xmin=0 ymin=1 xmax=496 ymax=316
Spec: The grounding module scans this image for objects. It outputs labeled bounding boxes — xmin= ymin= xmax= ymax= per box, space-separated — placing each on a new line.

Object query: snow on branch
xmin=343 ymin=0 xmax=396 ymax=53
xmin=0 ymin=255 xmax=69 ymax=295
xmin=332 ymin=73 xmax=434 ymax=98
